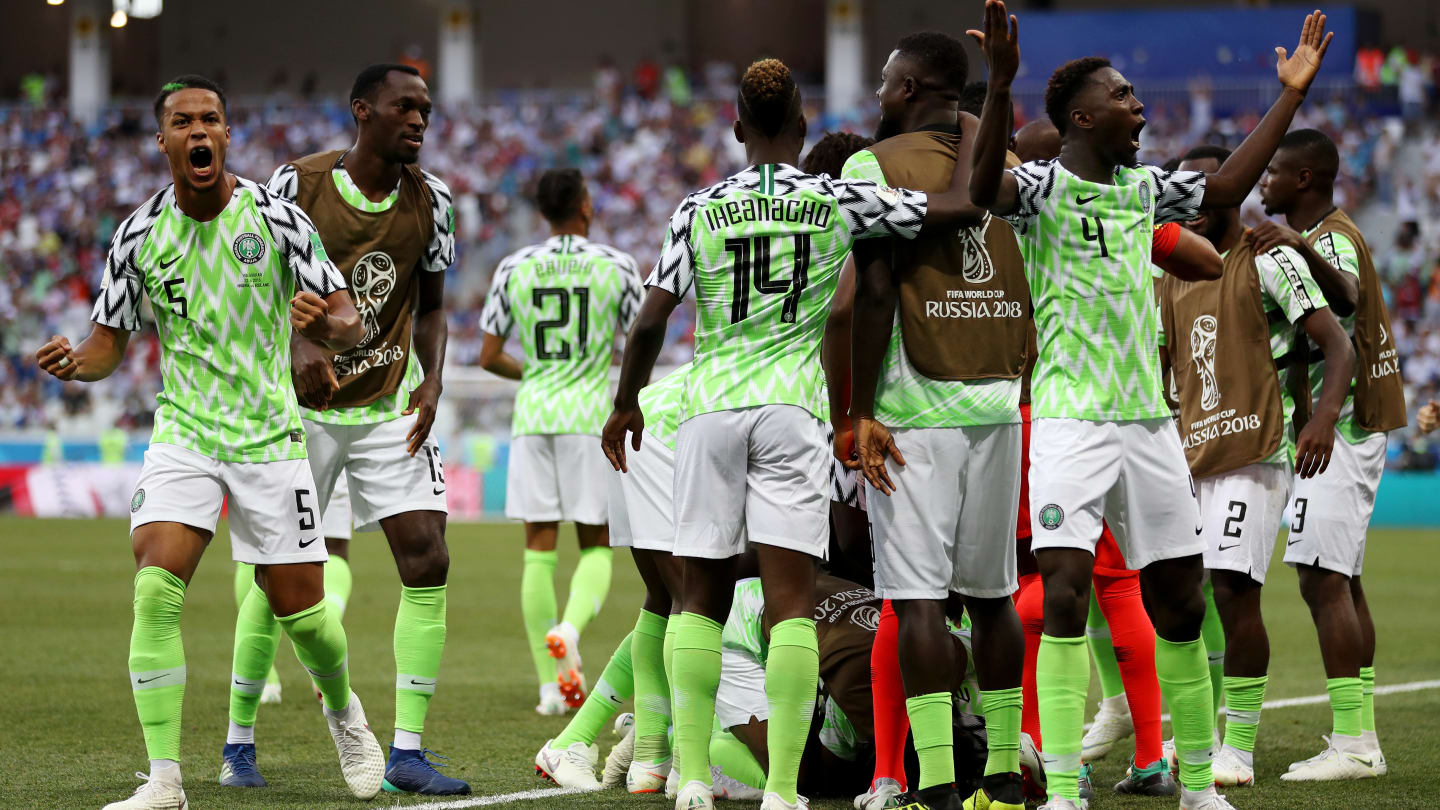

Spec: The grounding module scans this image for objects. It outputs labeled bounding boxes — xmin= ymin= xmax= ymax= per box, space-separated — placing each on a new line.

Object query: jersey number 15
xmin=725 ymin=234 xmax=811 ymax=324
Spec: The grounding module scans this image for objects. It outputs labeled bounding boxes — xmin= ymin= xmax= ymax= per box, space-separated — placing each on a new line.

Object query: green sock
xmin=1221 ymin=675 xmax=1267 ymax=753
xmin=632 ymin=611 xmax=672 ymax=764
xmin=673 ymin=612 xmax=723 ymax=787
xmin=1359 ymin=666 xmax=1376 ymax=732
xmin=277 ymin=600 xmax=350 ymax=712
xmin=554 ymin=631 xmax=635 ymax=748
xmin=981 ymin=687 xmax=1023 ymax=776
xmin=521 ymin=549 xmax=559 ymax=685
xmin=234 ymin=564 xmax=281 ymax=688
xmin=908 ymin=692 xmax=955 ymax=790
xmin=1156 ymin=635 xmax=1215 ymax=792
xmin=710 ymin=727 xmax=767 ymax=790
xmin=1086 ymin=591 xmax=1125 ymax=700
xmin=561 ymin=546 xmax=613 ymax=635
xmin=1327 ymin=677 xmax=1363 ymax=737
xmin=1037 ymin=635 xmax=1088 ymax=802
xmin=394 ymin=585 xmax=446 ymax=742
xmin=663 ymin=615 xmax=678 ymax=684
xmin=130 ymin=567 xmax=187 ymax=762
xmin=229 ymin=582 xmax=281 ymax=729
xmin=325 ymin=555 xmax=353 ymax=616
xmin=1201 ymin=579 xmax=1226 ymax=713
xmin=765 ymin=618 xmax=819 ymax=802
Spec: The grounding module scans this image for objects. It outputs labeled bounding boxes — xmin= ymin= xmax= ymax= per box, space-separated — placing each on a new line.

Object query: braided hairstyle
xmin=738 ymin=58 xmax=802 ymax=139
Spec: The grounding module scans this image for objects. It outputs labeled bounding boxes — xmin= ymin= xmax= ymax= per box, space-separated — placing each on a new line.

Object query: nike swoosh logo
xmin=234 ymin=679 xmax=247 ymax=686
xmin=160 ymin=255 xmax=183 ymax=269
xmin=1076 ymin=194 xmax=1100 ymax=205
xmin=1287 ymin=538 xmax=1304 ymax=546
xmin=298 ymin=536 xmax=317 ymax=548
xmin=136 ymin=675 xmax=166 ymax=684
xmin=410 ymin=679 xmax=436 ymax=686
xmin=1346 ymin=754 xmax=1375 ymax=767
xmin=433 ymin=487 xmax=446 ymax=496
xmin=1217 ymin=543 xmax=1240 ymax=551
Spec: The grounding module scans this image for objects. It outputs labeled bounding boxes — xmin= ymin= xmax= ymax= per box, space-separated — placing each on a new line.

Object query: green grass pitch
xmin=1 ymin=517 xmax=1437 ymax=809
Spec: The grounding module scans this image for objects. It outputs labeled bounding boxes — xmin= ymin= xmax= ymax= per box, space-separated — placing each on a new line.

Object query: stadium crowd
xmin=2 ymin=70 xmax=1438 ymax=463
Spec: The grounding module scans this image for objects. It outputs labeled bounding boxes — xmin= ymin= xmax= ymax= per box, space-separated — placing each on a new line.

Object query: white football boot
xmin=1281 ymin=733 xmax=1381 ymax=782
xmin=324 ymin=691 xmax=385 ymax=799
xmin=533 ymin=739 xmax=602 ymax=791
xmin=102 ymin=771 xmax=188 ymax=810
xmin=1081 ymin=695 xmax=1134 ymax=760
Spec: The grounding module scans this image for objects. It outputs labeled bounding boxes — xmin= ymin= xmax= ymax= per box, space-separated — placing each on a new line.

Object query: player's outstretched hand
xmin=855 ymin=416 xmax=906 ymax=496
xmin=289 ymin=291 xmax=330 ymax=339
xmin=1276 ymin=9 xmax=1333 ymax=96
xmin=1247 ymin=220 xmax=1305 ymax=255
xmin=291 ymin=337 xmax=338 ymax=411
xmin=1294 ymin=417 xmax=1335 ymax=478
xmin=966 ymin=0 xmax=1020 ymax=85
xmin=601 ymin=406 xmax=645 ymax=473
xmin=1417 ymin=400 xmax=1439 ymax=434
xmin=403 ymin=376 xmax=443 ymax=456
xmin=36 ymin=335 xmax=79 ymax=381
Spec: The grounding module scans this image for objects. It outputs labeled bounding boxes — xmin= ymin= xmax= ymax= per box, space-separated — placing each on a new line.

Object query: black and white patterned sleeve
xmin=1146 ymin=166 xmax=1206 ymax=224
xmin=255 ymin=185 xmax=347 ymax=297
xmin=829 ymin=177 xmax=927 ymax=241
xmin=91 ymin=193 xmax=164 ymax=331
xmin=266 ymin=164 xmax=299 ymax=202
xmin=420 ymin=170 xmax=456 ymax=273
xmin=645 ymin=197 xmax=699 ymax=298
xmin=1004 ymin=160 xmax=1056 ymax=230
xmin=478 ymin=257 xmax=516 ymax=338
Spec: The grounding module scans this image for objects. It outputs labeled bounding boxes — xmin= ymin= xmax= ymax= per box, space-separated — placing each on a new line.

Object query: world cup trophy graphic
xmin=1191 ymin=314 xmax=1220 ymax=412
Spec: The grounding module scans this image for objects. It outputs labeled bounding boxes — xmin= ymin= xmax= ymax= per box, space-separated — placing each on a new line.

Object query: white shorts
xmin=607 ymin=432 xmax=675 ymax=551
xmin=1283 ymin=430 xmax=1386 ymax=577
xmin=715 ymin=646 xmax=768 ymax=730
xmin=1198 ymin=461 xmax=1292 ymax=584
xmin=505 ymin=434 xmax=610 ymax=524
xmin=868 ymin=424 xmax=1022 ymax=599
xmin=1029 ymin=417 xmax=1203 ymax=570
xmin=304 ymin=417 xmax=449 ymax=534
xmin=673 ymin=405 xmax=829 ymax=560
xmin=322 ymin=471 xmax=353 ymax=541
xmin=129 ymin=442 xmax=328 ymax=565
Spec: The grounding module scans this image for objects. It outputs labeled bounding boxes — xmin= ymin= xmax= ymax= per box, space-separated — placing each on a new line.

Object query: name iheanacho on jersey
xmin=703 ymin=196 xmax=834 ymax=231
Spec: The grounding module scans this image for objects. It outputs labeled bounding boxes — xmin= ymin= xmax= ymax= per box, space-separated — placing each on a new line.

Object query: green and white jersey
xmin=638 ymin=363 xmax=691 ymax=451
xmin=722 ymin=577 xmax=769 ymax=663
xmin=92 ymin=178 xmax=347 ymax=462
xmin=1302 ymin=226 xmax=1368 ymax=444
xmin=267 ymin=163 xmax=456 ymax=426
xmin=480 ymin=235 xmax=642 ymax=436
xmin=841 ymin=149 xmax=1020 ymax=428
xmin=647 ymin=163 xmax=927 ymax=422
xmin=1252 ymin=244 xmax=1329 ymax=463
xmin=1006 ymin=160 xmax=1206 ymax=421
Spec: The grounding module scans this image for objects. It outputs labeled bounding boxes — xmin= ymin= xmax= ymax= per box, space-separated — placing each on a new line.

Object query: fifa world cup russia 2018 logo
xmin=350 ymin=251 xmax=395 ymax=347
xmin=1191 ymin=314 xmax=1221 ymax=412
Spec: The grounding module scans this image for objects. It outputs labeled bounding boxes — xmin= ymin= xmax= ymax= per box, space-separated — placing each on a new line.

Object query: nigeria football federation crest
xmin=131 ymin=488 xmax=146 ymax=513
xmin=1039 ymin=503 xmax=1065 ymax=530
xmin=232 ymin=233 xmax=266 ymax=265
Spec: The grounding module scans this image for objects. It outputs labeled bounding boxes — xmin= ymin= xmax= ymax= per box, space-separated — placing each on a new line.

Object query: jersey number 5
xmin=533 ymin=287 xmax=590 ymax=360
xmin=725 ymin=234 xmax=811 ymax=324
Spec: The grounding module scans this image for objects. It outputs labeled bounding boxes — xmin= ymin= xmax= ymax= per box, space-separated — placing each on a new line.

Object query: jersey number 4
xmin=725 ymin=234 xmax=811 ymax=324
xmin=532 ymin=287 xmax=590 ymax=360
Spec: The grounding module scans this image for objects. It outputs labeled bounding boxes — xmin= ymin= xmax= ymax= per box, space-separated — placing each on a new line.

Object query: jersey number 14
xmin=725 ymin=234 xmax=811 ymax=324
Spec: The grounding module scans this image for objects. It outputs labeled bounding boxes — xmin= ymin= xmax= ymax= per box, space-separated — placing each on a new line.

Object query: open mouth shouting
xmin=1129 ymin=119 xmax=1146 ymax=152
xmin=189 ymin=145 xmax=215 ymax=180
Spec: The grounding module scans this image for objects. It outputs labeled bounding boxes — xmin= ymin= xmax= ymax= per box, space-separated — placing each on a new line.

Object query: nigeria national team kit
xmin=606 ymin=363 xmax=690 ymax=553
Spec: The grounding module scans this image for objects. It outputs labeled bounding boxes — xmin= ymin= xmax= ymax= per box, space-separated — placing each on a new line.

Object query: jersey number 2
xmin=725 ymin=234 xmax=811 ymax=324
xmin=533 ymin=287 xmax=590 ymax=360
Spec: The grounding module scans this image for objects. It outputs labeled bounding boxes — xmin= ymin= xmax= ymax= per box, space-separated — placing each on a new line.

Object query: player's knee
xmin=397 ymin=538 xmax=449 ymax=587
xmin=1153 ymin=587 xmax=1206 ymax=640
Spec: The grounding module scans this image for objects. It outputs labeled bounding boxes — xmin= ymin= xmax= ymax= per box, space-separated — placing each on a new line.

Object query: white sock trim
xmin=394 ymin=728 xmax=423 ymax=750
xmin=226 ymin=719 xmax=255 ymax=745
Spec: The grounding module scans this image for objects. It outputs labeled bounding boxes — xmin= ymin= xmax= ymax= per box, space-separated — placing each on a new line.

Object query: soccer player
xmin=842 ymin=31 xmax=1028 ymax=810
xmin=967 ymin=3 xmax=1332 ymax=808
xmin=220 ymin=64 xmax=465 ymax=796
xmin=533 ymin=363 xmax=690 ymax=793
xmin=1254 ymin=127 xmax=1404 ymax=781
xmin=1162 ymin=144 xmax=1355 ymax=786
xmin=481 ymin=167 xmax=643 ymax=715
xmin=35 ymin=75 xmax=384 ymax=809
xmin=231 ymin=476 xmax=353 ymax=707
xmin=602 ymin=57 xmax=986 ymax=810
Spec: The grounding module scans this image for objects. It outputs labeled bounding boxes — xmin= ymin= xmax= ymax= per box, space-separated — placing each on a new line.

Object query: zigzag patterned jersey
xmin=647 ymin=163 xmax=927 ymax=422
xmin=91 ymin=178 xmax=347 ymax=461
xmin=1005 ymin=160 xmax=1205 ymax=421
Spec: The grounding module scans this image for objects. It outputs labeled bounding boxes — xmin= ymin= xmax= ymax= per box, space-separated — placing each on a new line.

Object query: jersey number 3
xmin=725 ymin=234 xmax=811 ymax=324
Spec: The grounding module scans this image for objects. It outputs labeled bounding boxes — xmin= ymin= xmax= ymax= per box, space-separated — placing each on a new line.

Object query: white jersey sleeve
xmin=91 ymin=190 xmax=166 ymax=331
xmin=1144 ymin=166 xmax=1206 ymax=224
xmin=645 ymin=196 xmax=701 ymax=299
xmin=478 ymin=256 xmax=518 ymax=338
xmin=420 ymin=170 xmax=456 ymax=273
xmin=266 ymin=164 xmax=299 ymax=202
xmin=254 ymin=184 xmax=347 ymax=297
xmin=1004 ymin=160 xmax=1057 ymax=231
xmin=826 ymin=176 xmax=926 ymax=241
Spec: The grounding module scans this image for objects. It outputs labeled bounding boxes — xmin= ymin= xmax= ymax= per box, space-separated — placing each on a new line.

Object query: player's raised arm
xmin=1200 ymin=9 xmax=1332 ymax=208
xmin=967 ymin=0 xmax=1022 ymax=215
